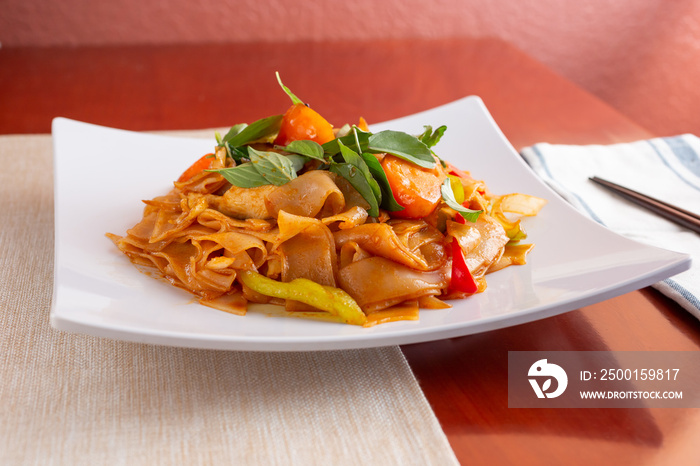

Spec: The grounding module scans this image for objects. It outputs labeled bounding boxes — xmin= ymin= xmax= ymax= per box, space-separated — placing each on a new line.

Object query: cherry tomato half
xmin=273 ymin=103 xmax=335 ymax=146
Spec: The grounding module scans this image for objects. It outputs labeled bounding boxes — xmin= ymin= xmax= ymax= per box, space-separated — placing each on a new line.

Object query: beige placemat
xmin=0 ymin=133 xmax=459 ymax=466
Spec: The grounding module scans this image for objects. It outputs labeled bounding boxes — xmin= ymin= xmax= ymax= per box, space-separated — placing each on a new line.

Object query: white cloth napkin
xmin=521 ymin=135 xmax=700 ymax=320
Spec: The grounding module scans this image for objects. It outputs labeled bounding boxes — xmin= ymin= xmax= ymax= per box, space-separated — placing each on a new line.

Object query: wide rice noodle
xmin=109 ymin=157 xmax=544 ymax=325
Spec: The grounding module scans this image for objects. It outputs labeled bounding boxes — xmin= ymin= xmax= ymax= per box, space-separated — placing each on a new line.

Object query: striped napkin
xmin=521 ymin=135 xmax=700 ymax=320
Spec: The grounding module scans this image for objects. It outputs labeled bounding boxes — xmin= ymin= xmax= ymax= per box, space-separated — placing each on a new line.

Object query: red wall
xmin=3 ymin=0 xmax=699 ymax=137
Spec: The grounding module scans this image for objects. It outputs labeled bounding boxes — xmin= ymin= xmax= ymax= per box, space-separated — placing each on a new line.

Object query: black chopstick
xmin=589 ymin=176 xmax=700 ymax=235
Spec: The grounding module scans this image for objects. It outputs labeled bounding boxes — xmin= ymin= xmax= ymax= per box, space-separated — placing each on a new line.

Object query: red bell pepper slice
xmin=449 ymin=213 xmax=478 ymax=294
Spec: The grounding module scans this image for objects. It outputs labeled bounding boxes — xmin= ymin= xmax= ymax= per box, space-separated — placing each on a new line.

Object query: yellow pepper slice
xmin=448 ymin=175 xmax=465 ymax=205
xmin=238 ymin=270 xmax=367 ymax=326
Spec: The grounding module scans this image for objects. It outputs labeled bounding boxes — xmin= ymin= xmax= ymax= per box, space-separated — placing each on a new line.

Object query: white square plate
xmin=51 ymin=97 xmax=691 ymax=350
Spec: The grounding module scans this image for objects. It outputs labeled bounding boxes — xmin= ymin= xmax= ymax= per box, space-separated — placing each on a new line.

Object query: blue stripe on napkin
xmin=664 ymin=136 xmax=700 ymax=178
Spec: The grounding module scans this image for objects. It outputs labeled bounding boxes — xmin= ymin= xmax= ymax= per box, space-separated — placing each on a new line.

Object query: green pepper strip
xmin=238 ymin=270 xmax=367 ymax=326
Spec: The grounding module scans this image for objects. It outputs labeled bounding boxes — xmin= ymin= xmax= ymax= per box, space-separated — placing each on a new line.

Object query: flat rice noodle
xmin=111 ymin=221 xmax=212 ymax=270
xmin=321 ymin=206 xmax=369 ymax=230
xmin=142 ymin=192 xmax=182 ymax=213
xmin=152 ymin=241 xmax=200 ymax=291
xmin=460 ymin=179 xmax=490 ymax=210
xmin=334 ymin=221 xmax=447 ymax=271
xmin=272 ymin=210 xmax=318 ymax=250
xmin=463 ymin=215 xmax=509 ymax=278
xmin=262 ymin=251 xmax=284 ymax=280
xmin=199 ymin=291 xmax=248 ymax=316
xmin=417 ymin=295 xmax=452 ymax=309
xmin=277 ymin=212 xmax=338 ymax=312
xmin=194 ymin=231 xmax=268 ymax=269
xmin=461 ymin=179 xmax=482 ymax=199
xmin=265 ymin=170 xmax=345 ymax=219
xmin=107 ymin=233 xmax=170 ymax=270
xmin=124 ymin=210 xmax=162 ymax=242
xmin=363 ymin=300 xmax=420 ymax=327
xmin=490 ymin=193 xmax=547 ymax=241
xmin=125 ymin=211 xmax=215 ymax=253
xmin=149 ymin=240 xmax=236 ymax=297
xmin=205 ymin=256 xmax=236 ymax=270
xmin=192 ymin=268 xmax=237 ymax=298
xmin=191 ymin=237 xmax=243 ymax=273
xmin=445 ymin=220 xmax=481 ymax=255
xmin=197 ymin=208 xmax=274 ymax=232
xmin=495 ymin=193 xmax=547 ymax=216
xmin=174 ymin=170 xmax=227 ymax=195
xmin=397 ymin=221 xmax=447 ymax=269
xmin=338 ymin=241 xmax=372 ymax=269
xmin=150 ymin=195 xmax=208 ymax=243
xmin=487 ymin=243 xmax=535 ymax=273
xmin=196 ymin=208 xmax=277 ymax=242
xmin=338 ymin=256 xmax=449 ymax=313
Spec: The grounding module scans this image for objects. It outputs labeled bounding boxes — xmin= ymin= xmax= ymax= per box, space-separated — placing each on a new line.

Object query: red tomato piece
xmin=177 ymin=153 xmax=213 ymax=182
xmin=273 ymin=103 xmax=335 ymax=146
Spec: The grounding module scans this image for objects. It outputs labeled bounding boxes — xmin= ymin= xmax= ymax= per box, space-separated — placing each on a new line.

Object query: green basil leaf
xmin=220 ymin=123 xmax=248 ymax=144
xmin=279 ymin=140 xmax=326 ymax=161
xmin=360 ymin=153 xmax=404 ymax=212
xmin=330 ymin=162 xmax=379 ymax=218
xmin=227 ymin=143 xmax=249 ymax=162
xmin=367 ymin=176 xmax=382 ymax=208
xmin=338 ymin=140 xmax=381 ymax=205
xmin=210 ymin=163 xmax=269 ymax=188
xmin=368 ymin=130 xmax=435 ymax=168
xmin=323 ymin=127 xmax=370 ymax=156
xmin=223 ymin=115 xmax=283 ymax=147
xmin=276 ymin=71 xmax=304 ymax=105
xmin=248 ymin=147 xmax=297 ymax=186
xmin=335 ymin=123 xmax=352 ymax=138
xmin=286 ymin=154 xmax=309 ymax=173
xmin=338 ymin=140 xmax=369 ymax=179
xmin=440 ymin=178 xmax=482 ymax=222
xmin=418 ymin=125 xmax=447 ymax=148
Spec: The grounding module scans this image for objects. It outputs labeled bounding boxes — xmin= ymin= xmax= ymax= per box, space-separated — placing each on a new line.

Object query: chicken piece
xmin=208 ymin=184 xmax=276 ymax=219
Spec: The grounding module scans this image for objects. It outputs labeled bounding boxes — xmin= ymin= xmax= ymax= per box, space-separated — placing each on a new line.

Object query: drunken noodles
xmin=108 ymin=75 xmax=546 ymax=326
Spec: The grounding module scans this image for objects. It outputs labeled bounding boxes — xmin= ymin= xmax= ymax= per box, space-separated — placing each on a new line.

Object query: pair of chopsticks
xmin=590 ymin=176 xmax=700 ymax=234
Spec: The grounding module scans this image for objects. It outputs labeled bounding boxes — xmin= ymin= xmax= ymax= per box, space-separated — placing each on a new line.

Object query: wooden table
xmin=3 ymin=38 xmax=699 ymax=465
